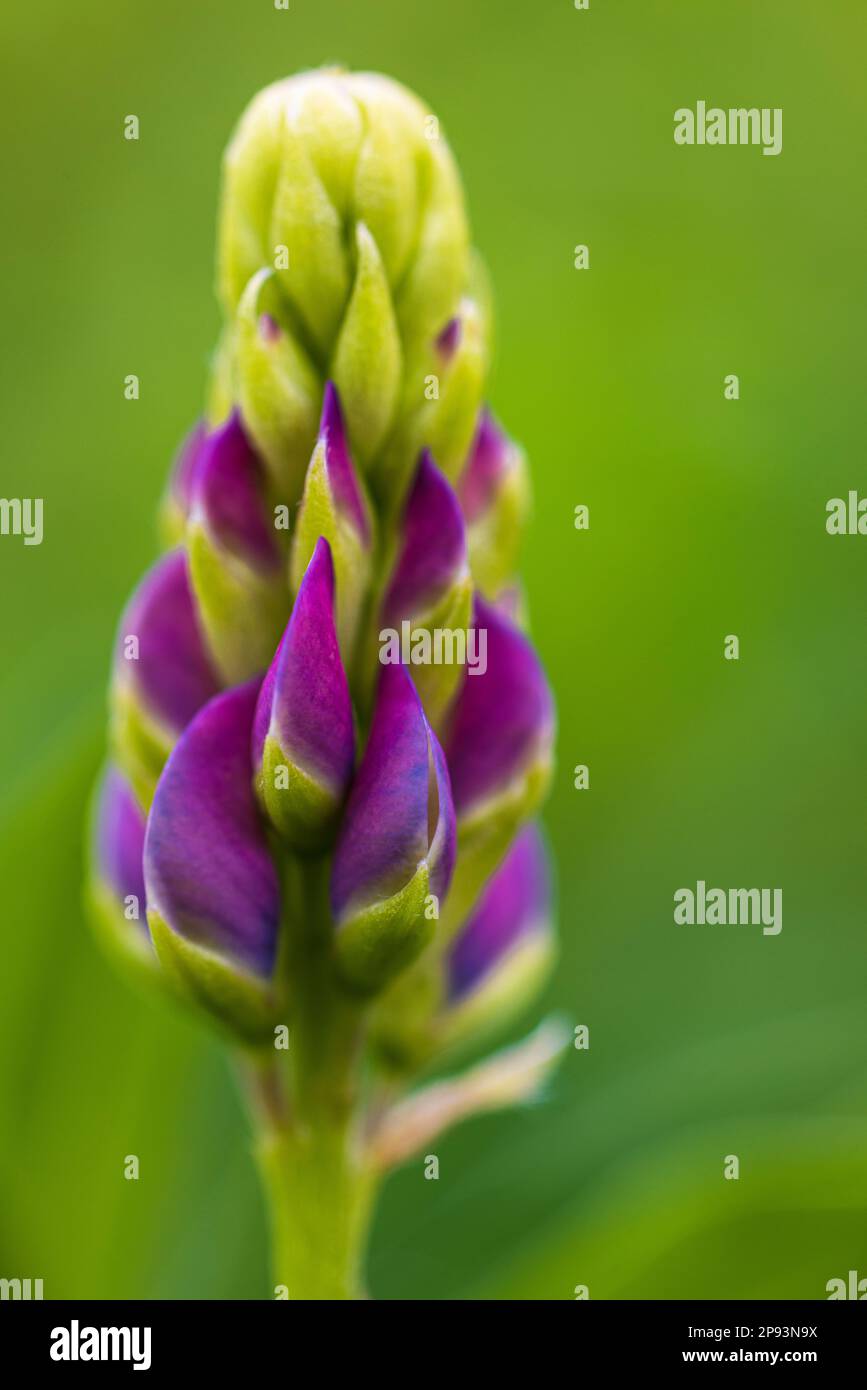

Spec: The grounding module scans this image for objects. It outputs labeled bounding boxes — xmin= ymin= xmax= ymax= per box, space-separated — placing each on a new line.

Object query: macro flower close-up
xmin=87 ymin=66 xmax=559 ymax=1299
xmin=3 ymin=0 xmax=865 ymax=1345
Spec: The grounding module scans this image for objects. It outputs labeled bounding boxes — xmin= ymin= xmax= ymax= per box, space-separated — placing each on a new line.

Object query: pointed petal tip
xmin=258 ymin=311 xmax=282 ymax=343
xmin=318 ymin=381 xmax=371 ymax=546
xmin=259 ymin=531 xmax=353 ymax=796
xmin=192 ymin=411 xmax=281 ymax=572
xmin=383 ymin=449 xmax=467 ymax=625
xmin=457 ymin=408 xmax=511 ymax=522
xmin=331 ymin=661 xmax=430 ymax=922
xmin=436 ymin=316 xmax=462 ymax=361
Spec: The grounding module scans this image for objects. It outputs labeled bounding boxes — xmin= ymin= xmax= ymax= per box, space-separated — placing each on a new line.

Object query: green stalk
xmin=243 ymin=853 xmax=378 ymax=1300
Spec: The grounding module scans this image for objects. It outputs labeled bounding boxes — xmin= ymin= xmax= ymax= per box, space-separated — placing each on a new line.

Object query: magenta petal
xmin=447 ymin=824 xmax=550 ymax=1000
xmin=95 ymin=766 xmax=147 ymax=929
xmin=331 ymin=664 xmax=454 ymax=918
xmin=191 ymin=411 xmax=281 ymax=572
xmin=115 ymin=550 xmax=220 ymax=735
xmin=144 ymin=681 xmax=280 ymax=978
xmin=383 ymin=450 xmax=467 ymax=624
xmin=457 ymin=409 xmax=510 ymax=524
xmin=445 ymin=596 xmax=554 ymax=817
xmin=169 ymin=420 xmax=208 ymax=516
xmin=252 ymin=537 xmax=354 ymax=792
xmin=320 ymin=382 xmax=371 ymax=546
xmin=436 ymin=316 xmax=462 ymax=362
xmin=428 ymin=733 xmax=456 ymax=901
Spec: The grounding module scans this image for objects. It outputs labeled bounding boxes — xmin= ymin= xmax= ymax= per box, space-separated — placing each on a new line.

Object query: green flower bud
xmin=332 ymin=223 xmax=402 ymax=464
xmin=374 ymin=293 xmax=489 ymax=507
xmin=216 ymin=69 xmax=476 ymax=488
xmin=233 ymin=269 xmax=320 ymax=502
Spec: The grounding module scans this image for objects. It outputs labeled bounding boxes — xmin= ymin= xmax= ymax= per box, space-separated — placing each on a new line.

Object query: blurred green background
xmin=2 ymin=0 xmax=866 ymax=1299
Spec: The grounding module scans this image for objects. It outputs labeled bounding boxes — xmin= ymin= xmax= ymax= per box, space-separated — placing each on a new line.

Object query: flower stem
xmin=255 ymin=1119 xmax=375 ymax=1300
xmin=244 ymin=852 xmax=377 ymax=1300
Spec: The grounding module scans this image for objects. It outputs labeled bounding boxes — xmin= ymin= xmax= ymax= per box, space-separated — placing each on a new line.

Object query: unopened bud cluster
xmin=90 ymin=68 xmax=555 ymax=1079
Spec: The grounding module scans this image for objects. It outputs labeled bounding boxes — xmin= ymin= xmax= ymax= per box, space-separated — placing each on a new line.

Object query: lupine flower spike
xmin=88 ymin=68 xmax=562 ymax=1300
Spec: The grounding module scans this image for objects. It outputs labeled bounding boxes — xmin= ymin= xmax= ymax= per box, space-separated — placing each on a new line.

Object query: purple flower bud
xmin=378 ymin=450 xmax=472 ymax=724
xmin=291 ymin=383 xmax=374 ymax=665
xmin=383 ymin=450 xmax=468 ymax=627
xmin=190 ymin=411 xmax=282 ymax=574
xmin=159 ymin=420 xmax=208 ymax=545
xmin=93 ymin=765 xmax=148 ymax=935
xmin=456 ymin=409 xmax=510 ymax=524
xmin=456 ymin=409 xmax=528 ymax=597
xmin=88 ymin=765 xmax=159 ymax=984
xmin=436 ymin=316 xmax=462 ymax=363
xmin=447 ymin=824 xmax=551 ymax=1002
xmin=187 ymin=411 xmax=289 ymax=682
xmin=145 ymin=680 xmax=281 ymax=992
xmin=115 ymin=550 xmax=219 ymax=731
xmin=318 ymin=382 xmax=372 ymax=549
xmin=168 ymin=420 xmax=208 ymax=517
xmin=331 ymin=663 xmax=455 ymax=990
xmin=252 ymin=537 xmax=354 ymax=848
xmin=111 ymin=549 xmax=221 ymax=803
xmin=445 ymin=596 xmax=554 ymax=824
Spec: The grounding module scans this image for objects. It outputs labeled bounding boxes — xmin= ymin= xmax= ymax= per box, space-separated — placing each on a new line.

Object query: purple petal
xmin=144 ymin=680 xmax=280 ymax=978
xmin=457 ymin=409 xmax=510 ymax=524
xmin=95 ymin=766 xmax=147 ymax=927
xmin=258 ymin=312 xmax=282 ymax=343
xmin=115 ymin=549 xmax=220 ymax=735
xmin=436 ymin=316 xmax=462 ymax=362
xmin=447 ymin=824 xmax=550 ymax=1000
xmin=445 ymin=596 xmax=554 ymax=817
xmin=191 ymin=411 xmax=281 ymax=572
xmin=252 ymin=537 xmax=354 ymax=793
xmin=169 ymin=420 xmax=208 ymax=516
xmin=319 ymin=383 xmax=371 ymax=546
xmin=383 ymin=450 xmax=467 ymax=624
xmin=428 ymin=733 xmax=456 ymax=901
xmin=331 ymin=663 xmax=453 ymax=919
